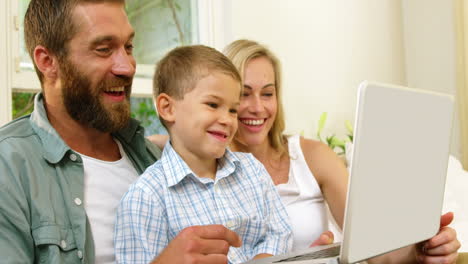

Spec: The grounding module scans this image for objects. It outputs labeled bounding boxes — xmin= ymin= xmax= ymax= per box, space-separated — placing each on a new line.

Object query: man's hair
xmin=223 ymin=39 xmax=287 ymax=156
xmin=24 ymin=0 xmax=125 ymax=84
xmin=153 ymin=45 xmax=241 ymax=100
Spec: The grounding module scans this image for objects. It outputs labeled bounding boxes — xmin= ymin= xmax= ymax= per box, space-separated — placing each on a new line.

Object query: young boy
xmin=114 ymin=45 xmax=292 ymax=264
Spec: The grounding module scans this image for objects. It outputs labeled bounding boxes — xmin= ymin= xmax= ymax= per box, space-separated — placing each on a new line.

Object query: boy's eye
xmin=229 ymin=108 xmax=238 ymax=114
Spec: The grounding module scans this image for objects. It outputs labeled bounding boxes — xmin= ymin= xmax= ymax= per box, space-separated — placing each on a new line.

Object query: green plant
xmin=316 ymin=112 xmax=353 ymax=155
xmin=12 ymin=92 xmax=36 ymax=119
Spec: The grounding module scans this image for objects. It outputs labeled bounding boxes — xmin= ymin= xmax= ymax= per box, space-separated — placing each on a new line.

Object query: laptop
xmin=244 ymin=81 xmax=454 ymax=264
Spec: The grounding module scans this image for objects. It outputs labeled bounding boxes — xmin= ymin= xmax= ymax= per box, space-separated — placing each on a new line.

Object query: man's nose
xmin=111 ymin=47 xmax=136 ymax=78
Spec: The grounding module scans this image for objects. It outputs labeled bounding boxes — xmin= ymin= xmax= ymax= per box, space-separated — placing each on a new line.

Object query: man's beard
xmin=60 ymin=59 xmax=132 ymax=133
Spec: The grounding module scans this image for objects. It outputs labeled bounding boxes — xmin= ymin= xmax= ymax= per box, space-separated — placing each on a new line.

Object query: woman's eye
xmin=263 ymin=93 xmax=274 ymax=97
xmin=207 ymin=103 xmax=218 ymax=108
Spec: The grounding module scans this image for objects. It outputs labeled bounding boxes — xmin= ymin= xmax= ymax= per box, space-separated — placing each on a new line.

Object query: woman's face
xmin=235 ymin=56 xmax=278 ymax=147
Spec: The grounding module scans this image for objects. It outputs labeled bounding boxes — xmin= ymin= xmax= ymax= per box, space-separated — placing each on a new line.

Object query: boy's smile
xmin=168 ymin=71 xmax=241 ymax=173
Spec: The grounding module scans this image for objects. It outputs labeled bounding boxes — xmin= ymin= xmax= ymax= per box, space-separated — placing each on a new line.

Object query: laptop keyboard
xmin=273 ymin=245 xmax=341 ymax=262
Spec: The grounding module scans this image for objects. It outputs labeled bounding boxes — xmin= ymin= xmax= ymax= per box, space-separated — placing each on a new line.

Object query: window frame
xmin=0 ymin=0 xmax=227 ymax=126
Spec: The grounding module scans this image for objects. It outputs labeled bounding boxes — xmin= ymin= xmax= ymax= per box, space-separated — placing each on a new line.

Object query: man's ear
xmin=33 ymin=45 xmax=59 ymax=80
xmin=156 ymin=93 xmax=176 ymax=124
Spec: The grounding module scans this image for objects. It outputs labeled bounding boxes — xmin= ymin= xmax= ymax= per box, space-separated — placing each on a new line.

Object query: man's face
xmin=59 ymin=2 xmax=136 ymax=132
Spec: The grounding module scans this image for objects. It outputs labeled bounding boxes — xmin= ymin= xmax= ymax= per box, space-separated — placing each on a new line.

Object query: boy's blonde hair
xmin=153 ymin=45 xmax=241 ymax=100
xmin=223 ymin=39 xmax=287 ymax=155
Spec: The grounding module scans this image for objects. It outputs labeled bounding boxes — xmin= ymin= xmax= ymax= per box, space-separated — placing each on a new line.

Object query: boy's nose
xmin=219 ymin=112 xmax=237 ymax=127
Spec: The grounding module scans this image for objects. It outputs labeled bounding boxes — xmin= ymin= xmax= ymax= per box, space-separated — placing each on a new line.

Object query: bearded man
xmin=0 ymin=0 xmax=241 ymax=263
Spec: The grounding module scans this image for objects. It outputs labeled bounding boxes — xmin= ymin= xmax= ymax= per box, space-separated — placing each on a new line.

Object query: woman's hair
xmin=223 ymin=39 xmax=287 ymax=155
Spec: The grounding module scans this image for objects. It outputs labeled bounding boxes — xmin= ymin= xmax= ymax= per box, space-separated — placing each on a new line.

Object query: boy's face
xmin=170 ymin=72 xmax=241 ymax=162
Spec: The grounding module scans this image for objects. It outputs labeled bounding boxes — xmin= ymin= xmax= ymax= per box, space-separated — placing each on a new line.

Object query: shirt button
xmin=226 ymin=220 xmax=235 ymax=229
xmin=77 ymin=250 xmax=83 ymax=259
xmin=60 ymin=240 xmax=67 ymax=249
xmin=69 ymin=153 xmax=78 ymax=161
xmin=74 ymin=198 xmax=82 ymax=206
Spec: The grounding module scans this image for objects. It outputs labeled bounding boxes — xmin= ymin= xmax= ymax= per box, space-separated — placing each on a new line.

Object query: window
xmin=1 ymin=0 xmax=225 ymax=136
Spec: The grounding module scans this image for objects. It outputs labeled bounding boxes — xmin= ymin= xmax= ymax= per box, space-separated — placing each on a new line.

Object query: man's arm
xmin=0 ymin=165 xmax=34 ymax=263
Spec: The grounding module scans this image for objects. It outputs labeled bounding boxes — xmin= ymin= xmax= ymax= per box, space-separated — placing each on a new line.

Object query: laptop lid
xmin=340 ymin=81 xmax=454 ymax=263
xmin=243 ymin=81 xmax=454 ymax=264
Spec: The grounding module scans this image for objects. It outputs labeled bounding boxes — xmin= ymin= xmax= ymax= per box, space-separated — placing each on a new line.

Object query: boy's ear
xmin=34 ymin=45 xmax=59 ymax=80
xmin=156 ymin=93 xmax=176 ymax=124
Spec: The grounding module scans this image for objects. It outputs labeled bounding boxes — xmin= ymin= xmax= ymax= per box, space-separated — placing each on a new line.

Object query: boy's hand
xmin=309 ymin=231 xmax=334 ymax=247
xmin=152 ymin=225 xmax=242 ymax=264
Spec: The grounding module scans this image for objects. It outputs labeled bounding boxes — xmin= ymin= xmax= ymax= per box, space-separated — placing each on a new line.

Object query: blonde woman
xmin=149 ymin=39 xmax=460 ymax=263
xmin=224 ymin=39 xmax=460 ymax=263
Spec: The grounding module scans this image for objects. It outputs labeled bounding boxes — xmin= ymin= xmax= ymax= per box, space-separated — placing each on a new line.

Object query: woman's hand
xmin=309 ymin=231 xmax=335 ymax=247
xmin=416 ymin=212 xmax=460 ymax=264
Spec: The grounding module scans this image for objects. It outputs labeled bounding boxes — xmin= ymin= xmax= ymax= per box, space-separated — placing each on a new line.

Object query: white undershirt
xmin=80 ymin=140 xmax=139 ymax=264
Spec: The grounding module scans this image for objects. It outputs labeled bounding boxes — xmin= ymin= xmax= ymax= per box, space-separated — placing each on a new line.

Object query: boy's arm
xmin=114 ymin=185 xmax=169 ymax=264
xmin=251 ymin=161 xmax=293 ymax=258
xmin=151 ymin=224 xmax=242 ymax=264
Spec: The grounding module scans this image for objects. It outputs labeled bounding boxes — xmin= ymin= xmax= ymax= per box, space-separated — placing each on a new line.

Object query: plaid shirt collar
xmin=161 ymin=141 xmax=241 ymax=187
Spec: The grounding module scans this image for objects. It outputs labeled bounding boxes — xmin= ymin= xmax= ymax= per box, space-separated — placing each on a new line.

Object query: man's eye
xmin=96 ymin=47 xmax=111 ymax=54
xmin=126 ymin=44 xmax=134 ymax=52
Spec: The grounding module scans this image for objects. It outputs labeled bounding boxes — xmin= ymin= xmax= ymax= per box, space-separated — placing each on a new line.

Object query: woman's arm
xmin=300 ymin=137 xmax=461 ymax=263
xmin=367 ymin=212 xmax=460 ymax=264
xmin=300 ymin=137 xmax=348 ymax=228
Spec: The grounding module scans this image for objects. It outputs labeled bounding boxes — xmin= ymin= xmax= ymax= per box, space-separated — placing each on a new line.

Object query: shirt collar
xmin=161 ymin=141 xmax=241 ymax=187
xmin=30 ymin=92 xmax=144 ymax=164
xmin=30 ymin=93 xmax=70 ymax=164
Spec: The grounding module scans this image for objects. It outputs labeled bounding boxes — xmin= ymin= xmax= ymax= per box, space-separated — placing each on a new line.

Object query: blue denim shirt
xmin=0 ymin=93 xmax=160 ymax=263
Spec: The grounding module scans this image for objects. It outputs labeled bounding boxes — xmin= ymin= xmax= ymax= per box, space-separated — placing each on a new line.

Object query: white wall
xmin=222 ymin=0 xmax=460 ymax=158
xmin=401 ymin=0 xmax=460 ymax=158
xmin=223 ymin=0 xmax=406 ymax=141
xmin=0 ymin=1 xmax=13 ymax=126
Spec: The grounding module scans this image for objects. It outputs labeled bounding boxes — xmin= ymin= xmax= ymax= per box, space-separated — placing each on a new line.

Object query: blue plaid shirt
xmin=114 ymin=142 xmax=292 ymax=264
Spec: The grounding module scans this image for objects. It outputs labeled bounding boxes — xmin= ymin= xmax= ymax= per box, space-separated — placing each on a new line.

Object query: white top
xmin=276 ymin=135 xmax=328 ymax=250
xmin=80 ymin=140 xmax=139 ymax=264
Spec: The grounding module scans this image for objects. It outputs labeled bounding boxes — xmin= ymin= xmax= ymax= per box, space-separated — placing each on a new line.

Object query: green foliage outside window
xmin=12 ymin=92 xmax=36 ymax=119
